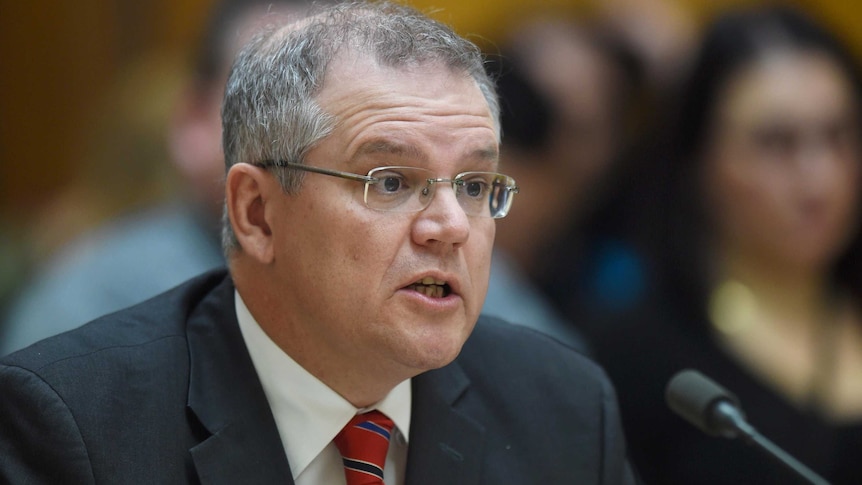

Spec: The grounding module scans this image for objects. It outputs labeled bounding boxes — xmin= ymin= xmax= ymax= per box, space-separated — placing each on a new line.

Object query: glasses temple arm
xmin=254 ymin=160 xmax=376 ymax=183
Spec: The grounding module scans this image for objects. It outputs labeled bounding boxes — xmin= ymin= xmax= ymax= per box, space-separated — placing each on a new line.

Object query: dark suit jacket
xmin=0 ymin=270 xmax=636 ymax=484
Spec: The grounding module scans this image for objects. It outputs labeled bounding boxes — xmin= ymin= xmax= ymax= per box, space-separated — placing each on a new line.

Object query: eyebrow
xmin=355 ymin=140 xmax=426 ymax=160
xmin=354 ymin=139 xmax=499 ymax=167
xmin=472 ymin=146 xmax=500 ymax=165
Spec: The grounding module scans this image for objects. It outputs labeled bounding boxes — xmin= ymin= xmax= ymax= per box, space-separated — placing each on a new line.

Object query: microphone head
xmin=665 ymin=369 xmax=744 ymax=437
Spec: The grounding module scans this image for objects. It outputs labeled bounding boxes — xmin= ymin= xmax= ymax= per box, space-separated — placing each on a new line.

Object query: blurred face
xmin=497 ymin=28 xmax=619 ymax=260
xmin=267 ymin=54 xmax=498 ymax=378
xmin=703 ymin=49 xmax=862 ymax=272
xmin=171 ymin=6 xmax=311 ymax=221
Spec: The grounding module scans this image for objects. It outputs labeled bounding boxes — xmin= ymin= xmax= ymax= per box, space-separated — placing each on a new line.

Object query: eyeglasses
xmin=253 ymin=160 xmax=519 ymax=219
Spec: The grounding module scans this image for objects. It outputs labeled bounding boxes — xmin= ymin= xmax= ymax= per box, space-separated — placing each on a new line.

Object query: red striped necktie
xmin=334 ymin=410 xmax=395 ymax=485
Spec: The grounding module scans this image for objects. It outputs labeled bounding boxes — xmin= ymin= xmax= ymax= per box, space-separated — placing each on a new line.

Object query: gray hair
xmin=220 ymin=0 xmax=500 ymax=253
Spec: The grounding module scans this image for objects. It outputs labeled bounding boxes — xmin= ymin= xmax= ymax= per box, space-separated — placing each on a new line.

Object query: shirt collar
xmin=234 ymin=290 xmax=411 ymax=479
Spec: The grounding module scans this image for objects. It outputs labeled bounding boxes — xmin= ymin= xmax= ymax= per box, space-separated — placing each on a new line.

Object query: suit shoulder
xmin=467 ymin=315 xmax=593 ymax=360
xmin=443 ymin=316 xmax=622 ymax=455
xmin=461 ymin=315 xmax=610 ymax=389
xmin=0 ymin=269 xmax=229 ymax=372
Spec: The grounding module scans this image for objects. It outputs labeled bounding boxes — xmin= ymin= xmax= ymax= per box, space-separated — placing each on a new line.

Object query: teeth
xmin=420 ymin=276 xmax=446 ymax=285
xmin=411 ymin=277 xmax=448 ymax=298
xmin=419 ymin=285 xmax=444 ymax=298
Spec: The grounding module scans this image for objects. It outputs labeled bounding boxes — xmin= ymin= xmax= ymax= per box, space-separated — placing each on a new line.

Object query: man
xmin=0 ymin=3 xmax=636 ymax=483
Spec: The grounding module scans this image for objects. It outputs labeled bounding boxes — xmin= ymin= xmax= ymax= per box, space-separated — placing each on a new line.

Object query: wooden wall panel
xmin=0 ymin=1 xmax=115 ymax=218
xmin=0 ymin=0 xmax=213 ymax=226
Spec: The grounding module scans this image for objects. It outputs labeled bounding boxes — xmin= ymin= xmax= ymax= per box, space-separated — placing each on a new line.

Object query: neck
xmin=709 ymin=247 xmax=862 ymax=419
xmin=232 ymin=260 xmax=406 ymax=408
xmin=716 ymin=248 xmax=833 ymax=325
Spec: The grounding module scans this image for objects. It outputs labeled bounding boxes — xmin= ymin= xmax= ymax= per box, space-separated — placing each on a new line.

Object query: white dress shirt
xmin=235 ymin=291 xmax=411 ymax=484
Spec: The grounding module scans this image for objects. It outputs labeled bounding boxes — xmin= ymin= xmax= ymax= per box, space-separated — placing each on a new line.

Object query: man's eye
xmin=382 ymin=176 xmax=405 ymax=193
xmin=463 ymin=181 xmax=487 ymax=198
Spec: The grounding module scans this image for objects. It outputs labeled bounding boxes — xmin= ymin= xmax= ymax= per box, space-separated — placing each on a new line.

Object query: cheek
xmin=343 ymin=215 xmax=407 ymax=290
xmin=831 ymin=162 xmax=862 ymax=212
xmin=468 ymin=221 xmax=495 ymax=298
xmin=824 ymin=164 xmax=862 ymax=247
xmin=705 ymin=158 xmax=785 ymax=236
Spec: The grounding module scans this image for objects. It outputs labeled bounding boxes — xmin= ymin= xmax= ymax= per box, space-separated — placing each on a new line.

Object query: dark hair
xmin=656 ymin=4 xmax=862 ymax=313
xmin=486 ymin=53 xmax=554 ymax=151
xmin=191 ymin=0 xmax=321 ymax=86
xmin=487 ymin=24 xmax=643 ymax=154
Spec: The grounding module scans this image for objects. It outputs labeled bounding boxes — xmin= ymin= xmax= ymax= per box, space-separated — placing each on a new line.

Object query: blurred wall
xmin=0 ymin=0 xmax=213 ymax=226
xmin=1 ymin=0 xmax=860 ymax=229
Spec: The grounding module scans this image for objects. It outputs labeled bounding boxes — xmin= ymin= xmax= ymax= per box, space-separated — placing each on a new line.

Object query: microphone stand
xmin=711 ymin=401 xmax=831 ymax=485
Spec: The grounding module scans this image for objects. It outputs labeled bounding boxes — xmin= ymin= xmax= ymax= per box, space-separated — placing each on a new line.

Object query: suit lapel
xmin=185 ymin=275 xmax=294 ymax=485
xmin=183 ymin=274 xmax=487 ymax=484
xmin=406 ymin=361 xmax=485 ymax=485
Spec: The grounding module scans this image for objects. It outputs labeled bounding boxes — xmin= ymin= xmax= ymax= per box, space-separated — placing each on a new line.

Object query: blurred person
xmin=483 ymin=15 xmax=648 ymax=347
xmin=0 ymin=222 xmax=29 ymax=323
xmin=0 ymin=2 xmax=637 ymax=483
xmin=588 ymin=5 xmax=862 ymax=484
xmin=482 ymin=18 xmax=613 ymax=351
xmin=595 ymin=0 xmax=696 ymax=93
xmin=22 ymin=53 xmax=187 ymax=262
xmin=0 ymin=0 xmax=324 ymax=355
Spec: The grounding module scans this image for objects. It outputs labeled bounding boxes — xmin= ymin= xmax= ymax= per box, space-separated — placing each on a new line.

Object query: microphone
xmin=665 ymin=369 xmax=831 ymax=485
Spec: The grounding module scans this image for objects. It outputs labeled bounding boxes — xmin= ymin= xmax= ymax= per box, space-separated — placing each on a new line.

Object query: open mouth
xmin=406 ymin=276 xmax=452 ymax=298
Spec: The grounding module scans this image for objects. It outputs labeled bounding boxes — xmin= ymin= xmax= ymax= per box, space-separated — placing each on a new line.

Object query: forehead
xmin=318 ymin=49 xmax=489 ymax=111
xmin=313 ymin=51 xmax=499 ymax=162
xmin=718 ymin=49 xmax=855 ymax=125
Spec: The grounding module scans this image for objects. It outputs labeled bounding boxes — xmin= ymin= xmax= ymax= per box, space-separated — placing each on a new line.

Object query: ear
xmin=226 ymin=164 xmax=276 ymax=264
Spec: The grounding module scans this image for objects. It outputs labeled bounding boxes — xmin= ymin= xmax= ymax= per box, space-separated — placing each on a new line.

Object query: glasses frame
xmin=252 ymin=159 xmax=519 ymax=218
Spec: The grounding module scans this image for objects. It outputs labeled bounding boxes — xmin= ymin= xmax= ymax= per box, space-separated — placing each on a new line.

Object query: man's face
xmin=267 ymin=54 xmax=498 ymax=381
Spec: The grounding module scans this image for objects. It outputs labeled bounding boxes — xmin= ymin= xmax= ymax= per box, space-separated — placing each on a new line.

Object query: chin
xmin=421 ymin=344 xmax=464 ymax=370
xmin=399 ymin=327 xmax=471 ymax=372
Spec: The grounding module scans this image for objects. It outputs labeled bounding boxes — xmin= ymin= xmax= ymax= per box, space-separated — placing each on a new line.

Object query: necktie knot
xmin=334 ymin=410 xmax=395 ymax=485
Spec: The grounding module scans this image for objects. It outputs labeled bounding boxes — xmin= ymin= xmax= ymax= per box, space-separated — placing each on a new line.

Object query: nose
xmin=411 ymin=182 xmax=470 ymax=250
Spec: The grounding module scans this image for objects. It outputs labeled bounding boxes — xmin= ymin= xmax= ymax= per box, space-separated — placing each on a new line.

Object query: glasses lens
xmin=365 ymin=166 xmax=434 ymax=212
xmin=364 ymin=167 xmax=517 ymax=218
xmin=456 ymin=172 xmax=517 ymax=218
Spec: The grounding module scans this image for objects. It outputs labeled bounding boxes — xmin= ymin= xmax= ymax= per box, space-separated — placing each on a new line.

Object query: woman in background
xmin=590 ymin=5 xmax=862 ymax=484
